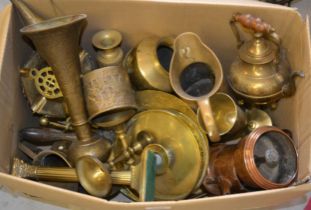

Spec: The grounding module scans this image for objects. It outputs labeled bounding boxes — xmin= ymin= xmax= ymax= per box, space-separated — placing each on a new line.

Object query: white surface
xmin=0 ymin=0 xmax=310 ymax=209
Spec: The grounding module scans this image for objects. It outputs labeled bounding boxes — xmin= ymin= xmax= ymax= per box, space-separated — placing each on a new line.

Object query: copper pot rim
xmin=243 ymin=126 xmax=298 ymax=189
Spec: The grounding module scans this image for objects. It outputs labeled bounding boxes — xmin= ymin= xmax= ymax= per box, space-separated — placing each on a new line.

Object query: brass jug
xmin=228 ymin=13 xmax=304 ymax=107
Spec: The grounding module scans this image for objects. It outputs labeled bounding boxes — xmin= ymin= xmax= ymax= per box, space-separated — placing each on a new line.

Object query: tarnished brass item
xmin=109 ymin=131 xmax=155 ymax=168
xmin=20 ymin=14 xmax=111 ymax=164
xmin=136 ymin=90 xmax=197 ymax=124
xmin=228 ymin=13 xmax=304 ymax=106
xmin=203 ymin=126 xmax=297 ymax=195
xmin=169 ymin=32 xmax=223 ymax=142
xmin=198 ymin=92 xmax=247 ymax=137
xmin=124 ymin=36 xmax=174 ymax=92
xmin=83 ymin=66 xmax=137 ymax=128
xmin=126 ymin=109 xmax=208 ymax=200
xmin=92 ymin=30 xmax=124 ymax=67
xmin=39 ymin=117 xmax=73 ymax=131
xmin=246 ymin=108 xmax=273 ymax=131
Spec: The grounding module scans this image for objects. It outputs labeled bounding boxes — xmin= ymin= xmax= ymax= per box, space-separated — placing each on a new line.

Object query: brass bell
xmin=228 ymin=13 xmax=304 ymax=107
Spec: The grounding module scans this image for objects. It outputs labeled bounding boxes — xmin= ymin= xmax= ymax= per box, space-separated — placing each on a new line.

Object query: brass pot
xmin=228 ymin=13 xmax=304 ymax=107
xmin=83 ymin=66 xmax=137 ymax=128
xmin=124 ymin=36 xmax=174 ymax=92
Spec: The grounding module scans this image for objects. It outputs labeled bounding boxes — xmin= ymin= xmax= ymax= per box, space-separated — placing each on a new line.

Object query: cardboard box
xmin=0 ymin=0 xmax=310 ymax=209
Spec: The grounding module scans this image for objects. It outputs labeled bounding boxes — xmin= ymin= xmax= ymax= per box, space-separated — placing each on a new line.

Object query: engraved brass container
xmin=92 ymin=29 xmax=124 ymax=67
xmin=126 ymin=109 xmax=209 ymax=200
xmin=169 ymin=32 xmax=223 ymax=142
xmin=20 ymin=14 xmax=111 ymax=164
xmin=198 ymin=92 xmax=247 ymax=137
xmin=83 ymin=66 xmax=137 ymax=128
xmin=203 ymin=126 xmax=297 ymax=195
xmin=228 ymin=13 xmax=304 ymax=106
xmin=124 ymin=36 xmax=174 ymax=92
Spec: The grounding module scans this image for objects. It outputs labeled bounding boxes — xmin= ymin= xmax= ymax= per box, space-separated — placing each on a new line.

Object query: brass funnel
xmin=20 ymin=15 xmax=110 ymax=163
xmin=10 ymin=0 xmax=43 ymax=25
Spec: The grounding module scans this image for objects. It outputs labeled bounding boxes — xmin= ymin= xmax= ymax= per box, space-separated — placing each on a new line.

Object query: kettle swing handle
xmin=230 ymin=13 xmax=281 ymax=52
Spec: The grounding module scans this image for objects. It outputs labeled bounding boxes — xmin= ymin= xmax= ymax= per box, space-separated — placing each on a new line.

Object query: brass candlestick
xmin=92 ymin=29 xmax=124 ymax=67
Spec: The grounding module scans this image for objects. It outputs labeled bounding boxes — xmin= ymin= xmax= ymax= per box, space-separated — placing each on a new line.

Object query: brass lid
xmin=239 ymin=33 xmax=276 ymax=65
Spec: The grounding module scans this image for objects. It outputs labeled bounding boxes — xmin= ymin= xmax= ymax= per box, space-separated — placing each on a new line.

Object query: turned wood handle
xmin=20 ymin=128 xmax=76 ymax=144
xmin=232 ymin=13 xmax=275 ymax=34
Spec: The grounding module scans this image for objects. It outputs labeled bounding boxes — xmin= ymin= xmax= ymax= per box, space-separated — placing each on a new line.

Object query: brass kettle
xmin=228 ymin=13 xmax=304 ymax=107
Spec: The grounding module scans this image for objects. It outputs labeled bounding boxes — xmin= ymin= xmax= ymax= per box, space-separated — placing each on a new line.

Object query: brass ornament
xmin=169 ymin=32 xmax=223 ymax=142
xmin=31 ymin=67 xmax=63 ymax=99
xmin=20 ymin=14 xmax=111 ymax=164
xmin=92 ymin=29 xmax=124 ymax=67
xmin=124 ymin=36 xmax=174 ymax=92
xmin=83 ymin=66 xmax=137 ymax=128
xmin=126 ymin=109 xmax=208 ymax=200
xmin=228 ymin=13 xmax=304 ymax=106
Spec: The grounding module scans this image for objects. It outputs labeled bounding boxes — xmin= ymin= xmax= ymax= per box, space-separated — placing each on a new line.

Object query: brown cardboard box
xmin=0 ymin=0 xmax=310 ymax=209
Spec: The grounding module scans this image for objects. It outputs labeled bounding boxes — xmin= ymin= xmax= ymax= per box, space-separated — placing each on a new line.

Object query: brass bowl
xmin=124 ymin=36 xmax=174 ymax=92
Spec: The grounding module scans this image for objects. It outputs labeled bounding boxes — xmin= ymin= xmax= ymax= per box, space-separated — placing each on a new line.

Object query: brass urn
xmin=228 ymin=13 xmax=304 ymax=107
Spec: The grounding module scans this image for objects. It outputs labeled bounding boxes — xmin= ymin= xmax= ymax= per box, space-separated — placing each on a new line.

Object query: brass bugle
xmin=20 ymin=15 xmax=111 ymax=163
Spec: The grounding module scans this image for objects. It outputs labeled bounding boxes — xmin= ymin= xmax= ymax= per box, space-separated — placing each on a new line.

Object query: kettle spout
xmin=282 ymin=71 xmax=305 ymax=97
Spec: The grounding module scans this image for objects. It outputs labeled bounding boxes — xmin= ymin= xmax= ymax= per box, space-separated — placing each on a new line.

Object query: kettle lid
xmin=239 ymin=33 xmax=277 ymax=65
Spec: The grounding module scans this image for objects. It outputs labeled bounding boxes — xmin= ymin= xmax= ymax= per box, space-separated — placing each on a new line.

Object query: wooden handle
xmin=20 ymin=128 xmax=76 ymax=144
xmin=232 ymin=13 xmax=275 ymax=34
xmin=198 ymin=99 xmax=220 ymax=142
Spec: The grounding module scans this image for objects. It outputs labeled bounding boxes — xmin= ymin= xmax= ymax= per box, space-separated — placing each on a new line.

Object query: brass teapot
xmin=228 ymin=13 xmax=304 ymax=107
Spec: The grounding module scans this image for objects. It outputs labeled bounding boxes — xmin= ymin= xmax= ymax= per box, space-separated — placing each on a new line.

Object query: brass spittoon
xmin=228 ymin=13 xmax=304 ymax=107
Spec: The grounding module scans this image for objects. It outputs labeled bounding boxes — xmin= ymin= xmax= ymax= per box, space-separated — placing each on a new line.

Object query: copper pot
xmin=203 ymin=126 xmax=298 ymax=195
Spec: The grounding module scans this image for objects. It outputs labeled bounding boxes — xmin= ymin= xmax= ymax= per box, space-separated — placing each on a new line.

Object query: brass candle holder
xmin=92 ymin=29 xmax=124 ymax=67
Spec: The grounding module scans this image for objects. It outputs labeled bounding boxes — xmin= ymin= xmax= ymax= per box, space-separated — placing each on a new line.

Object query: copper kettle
xmin=228 ymin=13 xmax=304 ymax=107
